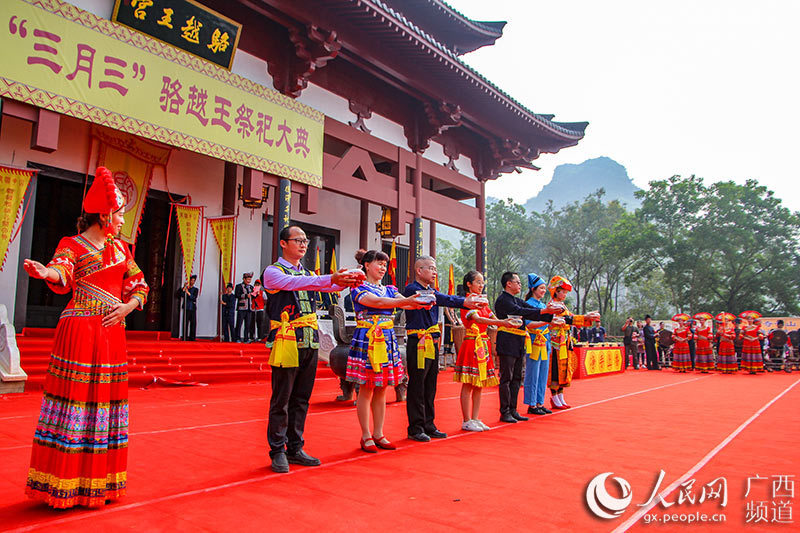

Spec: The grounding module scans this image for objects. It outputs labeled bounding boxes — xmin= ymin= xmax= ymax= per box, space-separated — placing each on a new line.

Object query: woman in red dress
xmin=22 ymin=167 xmax=149 ymax=508
xmin=716 ymin=312 xmax=738 ymax=373
xmin=693 ymin=312 xmax=715 ymax=373
xmin=671 ymin=314 xmax=693 ymax=372
xmin=740 ymin=311 xmax=764 ymax=374
xmin=453 ymin=271 xmax=515 ymax=432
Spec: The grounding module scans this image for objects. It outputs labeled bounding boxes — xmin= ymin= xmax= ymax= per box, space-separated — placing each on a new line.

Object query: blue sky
xmin=448 ymin=0 xmax=800 ymax=212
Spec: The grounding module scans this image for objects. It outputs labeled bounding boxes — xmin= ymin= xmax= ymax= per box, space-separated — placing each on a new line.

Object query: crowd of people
xmin=16 ymin=169 xmax=794 ymax=510
xmin=621 ymin=312 xmax=797 ymax=374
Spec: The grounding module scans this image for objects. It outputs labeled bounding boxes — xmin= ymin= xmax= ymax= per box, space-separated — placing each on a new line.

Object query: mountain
xmin=524 ymin=157 xmax=641 ymax=213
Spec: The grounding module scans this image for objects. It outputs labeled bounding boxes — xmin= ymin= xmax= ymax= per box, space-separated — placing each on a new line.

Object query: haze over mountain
xmin=437 ymin=156 xmax=641 ymax=247
xmin=524 ymin=157 xmax=641 ymax=213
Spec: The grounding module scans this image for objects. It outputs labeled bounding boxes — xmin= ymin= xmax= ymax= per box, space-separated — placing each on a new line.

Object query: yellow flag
xmin=314 ymin=246 xmax=321 ymax=275
xmin=93 ymin=126 xmax=171 ymax=245
xmin=0 ymin=165 xmax=35 ymax=270
xmin=330 ymin=248 xmax=337 ymax=274
xmin=175 ymin=205 xmax=203 ymax=285
xmin=208 ymin=215 xmax=236 ymax=285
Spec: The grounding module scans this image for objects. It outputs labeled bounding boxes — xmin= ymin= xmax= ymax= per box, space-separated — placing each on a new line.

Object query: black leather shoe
xmin=271 ymin=452 xmax=289 ymax=473
xmin=427 ymin=429 xmax=447 ymax=439
xmin=530 ymin=407 xmax=546 ymax=415
xmin=500 ymin=413 xmax=517 ymax=423
xmin=511 ymin=411 xmax=529 ymax=421
xmin=287 ymin=449 xmax=321 ymax=466
xmin=540 ymin=406 xmax=552 ymax=414
xmin=408 ymin=432 xmax=431 ymax=442
xmin=527 ymin=406 xmax=537 ymax=414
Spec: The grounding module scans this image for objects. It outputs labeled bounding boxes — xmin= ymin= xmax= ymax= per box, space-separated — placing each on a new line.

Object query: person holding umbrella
xmin=693 ymin=312 xmax=715 ymax=373
xmin=716 ymin=312 xmax=738 ymax=373
xmin=740 ymin=310 xmax=765 ymax=374
xmin=671 ymin=314 xmax=693 ymax=372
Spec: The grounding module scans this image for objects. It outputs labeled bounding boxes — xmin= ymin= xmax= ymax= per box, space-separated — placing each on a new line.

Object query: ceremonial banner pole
xmin=93 ymin=126 xmax=171 ymax=248
xmin=207 ymin=214 xmax=237 ymax=342
xmin=0 ymin=165 xmax=37 ymax=271
xmin=175 ymin=204 xmax=204 ymax=340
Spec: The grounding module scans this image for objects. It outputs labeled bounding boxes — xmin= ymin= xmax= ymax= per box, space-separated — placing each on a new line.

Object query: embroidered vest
xmin=265 ymin=262 xmax=319 ymax=349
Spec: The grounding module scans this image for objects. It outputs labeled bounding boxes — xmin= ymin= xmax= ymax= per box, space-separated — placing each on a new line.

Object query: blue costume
xmin=523 ymin=274 xmax=551 ymax=407
xmin=345 ymin=283 xmax=404 ymax=387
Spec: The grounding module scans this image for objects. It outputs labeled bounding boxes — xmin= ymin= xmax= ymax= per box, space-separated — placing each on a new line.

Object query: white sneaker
xmin=461 ymin=420 xmax=483 ymax=432
xmin=474 ymin=419 xmax=491 ymax=431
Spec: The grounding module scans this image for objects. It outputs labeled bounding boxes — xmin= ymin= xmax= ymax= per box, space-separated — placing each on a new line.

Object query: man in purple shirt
xmin=262 ymin=226 xmax=363 ymax=473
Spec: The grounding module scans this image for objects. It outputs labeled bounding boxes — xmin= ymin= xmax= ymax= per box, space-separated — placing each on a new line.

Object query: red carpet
xmin=1 ymin=366 xmax=798 ymax=532
xmin=16 ymin=329 xmax=272 ymax=390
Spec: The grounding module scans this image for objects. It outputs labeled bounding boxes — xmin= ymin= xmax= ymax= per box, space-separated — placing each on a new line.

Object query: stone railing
xmin=0 ymin=304 xmax=27 ymax=393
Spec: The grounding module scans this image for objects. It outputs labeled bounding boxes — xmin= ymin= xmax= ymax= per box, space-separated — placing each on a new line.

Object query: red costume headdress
xmin=715 ymin=312 xmax=736 ymax=323
xmin=672 ymin=313 xmax=690 ymax=322
xmin=83 ymin=166 xmax=125 ymax=265
xmin=548 ymin=275 xmax=572 ymax=298
xmin=738 ymin=310 xmax=762 ymax=320
xmin=693 ymin=312 xmax=713 ymax=322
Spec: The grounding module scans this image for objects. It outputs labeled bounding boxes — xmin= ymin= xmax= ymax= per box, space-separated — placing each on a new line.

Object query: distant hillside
xmin=524 ymin=157 xmax=641 ymax=213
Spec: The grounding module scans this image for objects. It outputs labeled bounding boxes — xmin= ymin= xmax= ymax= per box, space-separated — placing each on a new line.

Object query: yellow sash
xmin=530 ymin=326 xmax=549 ymax=361
xmin=357 ymin=317 xmax=394 ymax=372
xmin=466 ymin=323 xmax=490 ymax=381
xmin=268 ymin=312 xmax=318 ymax=368
xmin=408 ymin=325 xmax=441 ymax=369
xmin=498 ymin=326 xmax=532 ymax=356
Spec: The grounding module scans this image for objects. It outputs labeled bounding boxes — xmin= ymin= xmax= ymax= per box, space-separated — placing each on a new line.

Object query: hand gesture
xmin=504 ymin=318 xmax=522 ymax=328
xmin=402 ymin=293 xmax=432 ymax=310
xmin=102 ymin=301 xmax=137 ymax=328
xmin=544 ymin=301 xmax=565 ymax=314
xmin=551 ymin=316 xmax=566 ymax=326
xmin=586 ymin=311 xmax=601 ymax=321
xmin=464 ymin=294 xmax=489 ymax=309
xmin=23 ymin=259 xmax=50 ymax=280
xmin=332 ymin=268 xmax=365 ymax=288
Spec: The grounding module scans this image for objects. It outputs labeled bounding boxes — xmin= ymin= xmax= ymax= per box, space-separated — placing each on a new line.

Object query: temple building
xmin=0 ymin=0 xmax=586 ymax=338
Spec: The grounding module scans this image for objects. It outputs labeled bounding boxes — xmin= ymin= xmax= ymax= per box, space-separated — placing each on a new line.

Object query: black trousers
xmin=645 ymin=340 xmax=659 ymax=369
xmin=624 ymin=342 xmax=637 ymax=369
xmin=267 ymin=348 xmax=318 ymax=457
xmin=235 ymin=310 xmax=253 ymax=342
xmin=498 ymin=353 xmax=524 ymax=416
xmin=222 ymin=313 xmax=235 ymax=342
xmin=406 ymin=335 xmax=440 ymax=435
xmin=183 ymin=309 xmax=196 ymax=341
xmin=657 ymin=345 xmax=669 ymax=365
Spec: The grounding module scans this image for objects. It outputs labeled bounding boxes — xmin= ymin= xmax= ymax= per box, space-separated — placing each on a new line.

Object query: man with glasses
xmin=403 ymin=256 xmax=481 ymax=442
xmin=494 ymin=272 xmax=563 ymax=423
xmin=234 ymin=272 xmax=255 ymax=342
xmin=262 ymin=225 xmax=364 ymax=473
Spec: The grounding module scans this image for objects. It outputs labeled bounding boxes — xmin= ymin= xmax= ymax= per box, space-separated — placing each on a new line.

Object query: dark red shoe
xmin=373 ymin=435 xmax=396 ymax=450
xmin=360 ymin=437 xmax=378 ymax=453
xmin=550 ymin=399 xmax=568 ymax=410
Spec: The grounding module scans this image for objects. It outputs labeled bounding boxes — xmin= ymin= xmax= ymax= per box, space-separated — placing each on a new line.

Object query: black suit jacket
xmin=493 ymin=291 xmax=556 ymax=357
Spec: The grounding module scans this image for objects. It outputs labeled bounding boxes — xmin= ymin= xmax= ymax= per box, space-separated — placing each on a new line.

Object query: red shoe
xmin=561 ymin=402 xmax=572 ymax=409
xmin=550 ymin=398 xmax=568 ymax=410
xmin=360 ymin=437 xmax=377 ymax=453
xmin=373 ymin=435 xmax=396 ymax=450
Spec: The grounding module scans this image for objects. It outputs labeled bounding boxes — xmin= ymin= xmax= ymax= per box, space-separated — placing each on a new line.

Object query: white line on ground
xmin=611 ymin=376 xmax=800 ymax=533
xmin=3 ymin=376 xmax=708 ymax=532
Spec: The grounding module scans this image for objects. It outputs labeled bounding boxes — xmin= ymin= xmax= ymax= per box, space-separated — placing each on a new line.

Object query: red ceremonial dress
xmin=25 ymin=235 xmax=148 ymax=508
xmin=671 ymin=327 xmax=693 ymax=371
xmin=717 ymin=325 xmax=737 ymax=373
xmin=694 ymin=326 xmax=714 ymax=371
xmin=453 ymin=304 xmax=499 ymax=387
xmin=741 ymin=325 xmax=764 ymax=372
